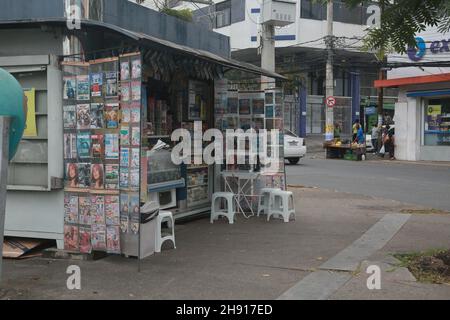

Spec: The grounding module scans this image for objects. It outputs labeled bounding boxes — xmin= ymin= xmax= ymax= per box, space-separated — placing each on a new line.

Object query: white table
xmin=221 ymin=170 xmax=260 ymax=218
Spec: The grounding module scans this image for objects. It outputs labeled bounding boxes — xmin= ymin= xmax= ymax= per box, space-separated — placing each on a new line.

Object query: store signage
xmin=408 ymin=36 xmax=450 ymax=62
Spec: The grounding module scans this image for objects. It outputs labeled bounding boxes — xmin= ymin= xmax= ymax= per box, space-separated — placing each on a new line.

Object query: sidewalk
xmin=1 ymin=188 xmax=449 ymax=300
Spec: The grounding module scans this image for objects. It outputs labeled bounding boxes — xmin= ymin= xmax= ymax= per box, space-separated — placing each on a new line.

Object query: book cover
xmin=76 ymin=75 xmax=90 ymax=101
xmin=91 ymin=224 xmax=107 ymax=251
xmin=77 ymin=163 xmax=91 ymax=188
xmin=119 ymin=167 xmax=129 ymax=189
xmin=106 ymin=225 xmax=121 ymax=254
xmin=120 ymin=148 xmax=130 ymax=167
xmin=131 ymin=127 xmax=140 ymax=146
xmin=63 ymin=77 xmax=76 ymax=100
xmin=63 ymin=105 xmax=77 ymax=129
xmin=130 ymin=148 xmax=140 ymax=169
xmin=105 ymin=133 xmax=119 ymax=159
xmin=64 ymin=225 xmax=79 ymax=252
xmin=105 ymin=195 xmax=120 ymax=225
xmin=78 ymin=196 xmax=92 ymax=225
xmin=91 ymin=134 xmax=104 ymax=159
xmin=120 ymin=61 xmax=130 ymax=81
xmin=105 ymin=103 xmax=119 ymax=129
xmin=121 ymin=83 xmax=130 ymax=102
xmin=91 ymin=164 xmax=104 ymax=190
xmin=91 ymin=195 xmax=105 ymax=224
xmin=64 ymin=133 xmax=77 ymax=159
xmin=131 ymin=82 xmax=141 ymax=101
xmin=76 ymin=104 xmax=91 ymax=130
xmin=64 ymin=194 xmax=79 ymax=224
xmin=120 ymin=126 xmax=130 ymax=146
xmin=90 ymin=103 xmax=105 ymax=129
xmin=131 ymin=58 xmax=142 ymax=79
xmin=105 ymin=164 xmax=119 ymax=190
xmin=90 ymin=73 xmax=103 ymax=97
xmin=79 ymin=226 xmax=92 ymax=254
xmin=77 ymin=133 xmax=91 ymax=159
xmin=105 ymin=71 xmax=118 ymax=97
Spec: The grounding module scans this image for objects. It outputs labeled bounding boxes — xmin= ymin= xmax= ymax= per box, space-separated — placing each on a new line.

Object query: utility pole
xmin=325 ymin=0 xmax=334 ymax=141
xmin=377 ymin=0 xmax=385 ymax=127
xmin=260 ymin=0 xmax=276 ymax=90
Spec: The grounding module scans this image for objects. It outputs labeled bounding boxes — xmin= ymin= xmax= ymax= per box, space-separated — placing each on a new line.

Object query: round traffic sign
xmin=326 ymin=96 xmax=336 ymax=107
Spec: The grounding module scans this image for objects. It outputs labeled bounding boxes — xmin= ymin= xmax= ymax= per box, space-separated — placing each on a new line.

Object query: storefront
xmin=375 ymin=73 xmax=450 ymax=161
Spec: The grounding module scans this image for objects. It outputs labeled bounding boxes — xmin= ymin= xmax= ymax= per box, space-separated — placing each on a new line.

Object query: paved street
xmin=286 ymin=157 xmax=450 ymax=211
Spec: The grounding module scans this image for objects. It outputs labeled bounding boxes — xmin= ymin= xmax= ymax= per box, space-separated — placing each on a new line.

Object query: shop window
xmin=424 ymin=98 xmax=450 ymax=146
xmin=215 ymin=0 xmax=231 ymax=28
xmin=300 ymin=0 xmax=374 ymax=25
xmin=301 ymin=0 xmax=324 ymax=20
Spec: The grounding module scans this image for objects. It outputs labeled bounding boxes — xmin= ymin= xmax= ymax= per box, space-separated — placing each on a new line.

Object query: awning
xmin=375 ymin=73 xmax=450 ymax=88
xmin=0 ymin=18 xmax=287 ymax=80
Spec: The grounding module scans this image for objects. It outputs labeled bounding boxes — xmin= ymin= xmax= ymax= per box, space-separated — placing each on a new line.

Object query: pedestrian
xmin=353 ymin=123 xmax=365 ymax=145
xmin=371 ymin=125 xmax=380 ymax=153
xmin=383 ymin=125 xmax=396 ymax=160
xmin=352 ymin=119 xmax=360 ymax=142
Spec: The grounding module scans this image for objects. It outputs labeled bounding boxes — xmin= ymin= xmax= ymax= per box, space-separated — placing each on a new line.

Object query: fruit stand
xmin=324 ymin=141 xmax=366 ymax=161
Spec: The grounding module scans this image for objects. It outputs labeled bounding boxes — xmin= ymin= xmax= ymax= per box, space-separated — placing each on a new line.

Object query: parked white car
xmin=284 ymin=129 xmax=307 ymax=165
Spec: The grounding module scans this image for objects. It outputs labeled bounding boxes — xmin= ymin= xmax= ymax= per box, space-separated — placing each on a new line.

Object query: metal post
xmin=325 ymin=0 xmax=334 ymax=142
xmin=0 ymin=116 xmax=11 ymax=282
xmin=260 ymin=1 xmax=276 ymax=90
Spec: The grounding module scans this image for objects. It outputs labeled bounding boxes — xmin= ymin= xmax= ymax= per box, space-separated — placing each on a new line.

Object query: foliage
xmin=160 ymin=8 xmax=193 ymax=22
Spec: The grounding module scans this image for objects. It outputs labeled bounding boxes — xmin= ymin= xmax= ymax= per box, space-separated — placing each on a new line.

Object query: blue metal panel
xmin=407 ymin=90 xmax=450 ymax=98
xmin=351 ymin=72 xmax=360 ymax=123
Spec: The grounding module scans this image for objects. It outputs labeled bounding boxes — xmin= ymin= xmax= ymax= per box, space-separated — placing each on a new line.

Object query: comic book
xmin=76 ymin=104 xmax=91 ymax=130
xmin=105 ymin=195 xmax=120 ymax=225
xmin=105 ymin=133 xmax=119 ymax=159
xmin=131 ymin=82 xmax=141 ymax=101
xmin=76 ymin=75 xmax=90 ymax=101
xmin=91 ymin=195 xmax=105 ymax=224
xmin=79 ymin=226 xmax=92 ymax=254
xmin=64 ymin=133 xmax=77 ymax=159
xmin=90 ymin=73 xmax=103 ymax=97
xmin=106 ymin=225 xmax=121 ymax=254
xmin=131 ymin=127 xmax=140 ymax=146
xmin=64 ymin=225 xmax=79 ymax=252
xmin=90 ymin=103 xmax=105 ymax=129
xmin=120 ymin=126 xmax=130 ymax=146
xmin=64 ymin=194 xmax=79 ymax=224
xmin=119 ymin=167 xmax=129 ymax=189
xmin=63 ymin=77 xmax=76 ymax=100
xmin=105 ymin=164 xmax=119 ymax=190
xmin=120 ymin=61 xmax=130 ymax=81
xmin=105 ymin=71 xmax=118 ymax=97
xmin=91 ymin=224 xmax=107 ymax=251
xmin=79 ymin=196 xmax=92 ymax=225
xmin=105 ymin=103 xmax=119 ymax=129
xmin=63 ymin=105 xmax=77 ymax=129
xmin=91 ymin=134 xmax=104 ymax=159
xmin=77 ymin=133 xmax=91 ymax=159
xmin=77 ymin=163 xmax=91 ymax=188
xmin=120 ymin=148 xmax=130 ymax=167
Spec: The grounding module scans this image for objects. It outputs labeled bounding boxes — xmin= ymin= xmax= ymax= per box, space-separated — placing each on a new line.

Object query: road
xmin=286 ymin=158 xmax=450 ymax=211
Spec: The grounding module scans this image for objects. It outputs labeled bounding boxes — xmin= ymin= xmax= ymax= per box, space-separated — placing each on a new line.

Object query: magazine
xmin=120 ymin=215 xmax=129 ymax=234
xmin=66 ymin=163 xmax=78 ymax=188
xmin=79 ymin=226 xmax=92 ymax=254
xmin=120 ymin=61 xmax=130 ymax=81
xmin=131 ymin=82 xmax=141 ymax=101
xmin=63 ymin=77 xmax=76 ymax=100
xmin=64 ymin=194 xmax=79 ymax=224
xmin=121 ymin=106 xmax=131 ymax=123
xmin=129 ymin=169 xmax=139 ymax=189
xmin=64 ymin=133 xmax=77 ymax=159
xmin=106 ymin=225 xmax=121 ymax=254
xmin=121 ymin=83 xmax=130 ymax=102
xmin=77 ymin=133 xmax=91 ymax=159
xmin=120 ymin=148 xmax=130 ymax=167
xmin=105 ymin=103 xmax=119 ymax=129
xmin=91 ymin=164 xmax=104 ymax=189
xmin=91 ymin=134 xmax=104 ymax=159
xmin=131 ymin=127 xmax=140 ymax=146
xmin=78 ymin=163 xmax=91 ymax=188
xmin=130 ymin=105 xmax=140 ymax=123
xmin=64 ymin=225 xmax=79 ymax=252
xmin=90 ymin=103 xmax=105 ymax=129
xmin=105 ymin=164 xmax=119 ymax=190
xmin=119 ymin=167 xmax=129 ymax=189
xmin=131 ymin=58 xmax=142 ymax=79
xmin=120 ymin=126 xmax=130 ymax=146
xmin=105 ymin=195 xmax=120 ymax=225
xmin=90 ymin=73 xmax=103 ymax=97
xmin=129 ymin=193 xmax=140 ymax=217
xmin=130 ymin=148 xmax=140 ymax=168
xmin=91 ymin=224 xmax=107 ymax=251
xmin=63 ymin=105 xmax=77 ymax=129
xmin=105 ymin=71 xmax=118 ymax=97
xmin=120 ymin=194 xmax=129 ymax=214
xmin=105 ymin=133 xmax=119 ymax=159
xmin=76 ymin=104 xmax=91 ymax=130
xmin=76 ymin=75 xmax=90 ymax=101
xmin=91 ymin=195 xmax=105 ymax=224
xmin=79 ymin=196 xmax=92 ymax=225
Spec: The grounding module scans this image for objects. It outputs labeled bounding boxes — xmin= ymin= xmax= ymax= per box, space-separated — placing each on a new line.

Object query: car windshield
xmin=284 ymin=129 xmax=297 ymax=137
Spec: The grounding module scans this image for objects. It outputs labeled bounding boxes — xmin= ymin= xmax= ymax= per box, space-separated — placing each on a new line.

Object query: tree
xmin=342 ymin=0 xmax=450 ymax=53
xmin=135 ymin=0 xmax=193 ymax=22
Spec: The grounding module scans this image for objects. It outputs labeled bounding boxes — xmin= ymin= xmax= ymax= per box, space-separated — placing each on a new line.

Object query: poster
xmin=23 ymin=88 xmax=37 ymax=137
xmin=63 ymin=76 xmax=76 ymax=100
xmin=76 ymin=75 xmax=90 ymax=100
xmin=105 ymin=164 xmax=119 ymax=189
xmin=131 ymin=58 xmax=142 ymax=79
xmin=105 ymin=71 xmax=118 ymax=97
xmin=90 ymin=73 xmax=103 ymax=97
xmin=90 ymin=103 xmax=105 ymax=129
xmin=105 ymin=195 xmax=120 ymax=225
xmin=63 ymin=105 xmax=77 ymax=129
xmin=76 ymin=104 xmax=91 ymax=130
xmin=105 ymin=133 xmax=119 ymax=159
xmin=64 ymin=225 xmax=79 ymax=251
xmin=120 ymin=61 xmax=130 ymax=81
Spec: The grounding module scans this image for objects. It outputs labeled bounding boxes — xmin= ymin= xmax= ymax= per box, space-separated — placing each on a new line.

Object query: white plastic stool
xmin=155 ymin=210 xmax=176 ymax=253
xmin=211 ymin=192 xmax=235 ymax=224
xmin=267 ymin=190 xmax=295 ymax=223
xmin=257 ymin=188 xmax=279 ymax=217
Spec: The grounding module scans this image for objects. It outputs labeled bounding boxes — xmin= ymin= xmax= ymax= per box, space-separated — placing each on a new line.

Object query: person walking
xmin=352 ymin=119 xmax=360 ymax=142
xmin=371 ymin=125 xmax=380 ymax=153
xmin=383 ymin=125 xmax=396 ymax=160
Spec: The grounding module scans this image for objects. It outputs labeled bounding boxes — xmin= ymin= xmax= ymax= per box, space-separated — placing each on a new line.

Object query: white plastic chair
xmin=267 ymin=190 xmax=295 ymax=223
xmin=155 ymin=210 xmax=176 ymax=253
xmin=211 ymin=192 xmax=235 ymax=224
xmin=257 ymin=188 xmax=279 ymax=217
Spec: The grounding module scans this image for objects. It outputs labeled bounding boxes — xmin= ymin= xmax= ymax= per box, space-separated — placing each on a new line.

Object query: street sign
xmin=326 ymin=96 xmax=336 ymax=108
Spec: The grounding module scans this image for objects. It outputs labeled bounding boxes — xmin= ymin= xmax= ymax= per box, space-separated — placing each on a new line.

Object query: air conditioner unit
xmin=261 ymin=0 xmax=296 ymax=27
